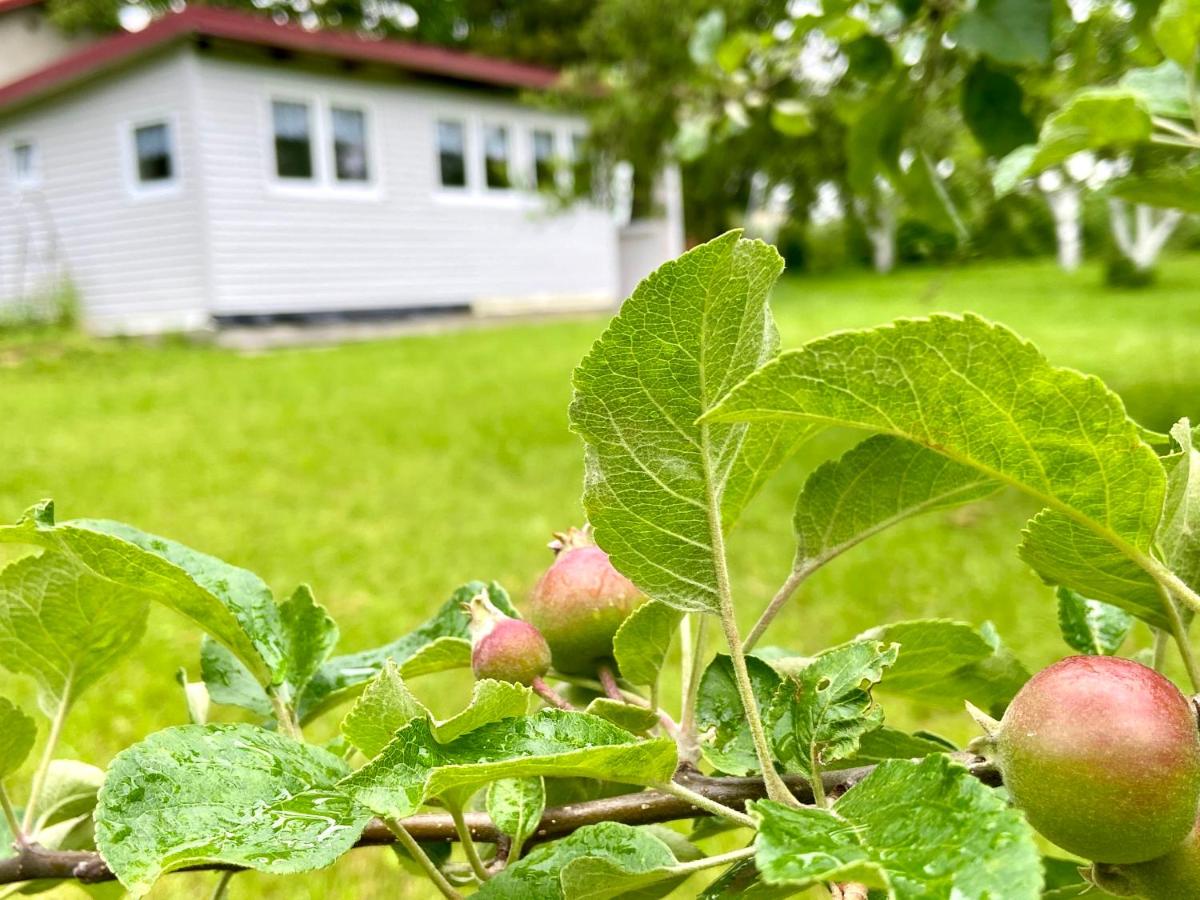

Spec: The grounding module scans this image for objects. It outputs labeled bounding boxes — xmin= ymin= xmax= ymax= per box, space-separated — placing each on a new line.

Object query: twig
xmin=654 ymin=780 xmax=756 ymax=828
xmin=597 ymin=664 xmax=625 ymax=702
xmin=449 ymin=806 xmax=490 ymax=882
xmin=678 ymin=613 xmax=707 ymax=762
xmin=210 ymin=870 xmax=235 ymax=900
xmin=745 ymin=564 xmax=811 ymax=651
xmin=0 ymin=755 xmax=998 ymax=886
xmin=21 ymin=694 xmax=68 ymax=833
xmin=384 ymin=818 xmax=463 ymax=900
xmin=0 ymin=786 xmax=25 ymax=850
xmin=530 ymin=676 xmax=574 ymax=710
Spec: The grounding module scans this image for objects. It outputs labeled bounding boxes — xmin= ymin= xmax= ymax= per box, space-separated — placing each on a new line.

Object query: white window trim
xmin=264 ymin=90 xmax=382 ymax=200
xmin=432 ymin=114 xmax=568 ymax=209
xmin=433 ymin=116 xmax=472 ymax=194
xmin=10 ymin=139 xmax=41 ymax=191
xmin=530 ymin=126 xmax=559 ymax=194
xmin=481 ymin=120 xmax=517 ymax=193
xmin=121 ymin=114 xmax=182 ymax=199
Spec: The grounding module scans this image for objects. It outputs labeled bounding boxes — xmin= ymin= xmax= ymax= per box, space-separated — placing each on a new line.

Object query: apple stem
xmin=531 ymin=677 xmax=575 ymax=711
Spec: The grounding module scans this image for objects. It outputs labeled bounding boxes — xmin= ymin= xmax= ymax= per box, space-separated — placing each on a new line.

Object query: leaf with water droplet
xmin=753 ymin=755 xmax=1041 ymax=898
xmin=476 ymin=822 xmax=680 ymax=900
xmin=342 ymin=710 xmax=677 ymax=820
xmin=95 ymin=724 xmax=370 ymax=897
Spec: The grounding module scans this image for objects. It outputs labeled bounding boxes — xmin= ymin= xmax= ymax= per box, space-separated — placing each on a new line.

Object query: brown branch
xmin=0 ymin=754 xmax=997 ymax=887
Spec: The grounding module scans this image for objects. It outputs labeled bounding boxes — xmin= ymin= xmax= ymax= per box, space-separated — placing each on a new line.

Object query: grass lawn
xmin=2 ymin=255 xmax=1198 ymax=898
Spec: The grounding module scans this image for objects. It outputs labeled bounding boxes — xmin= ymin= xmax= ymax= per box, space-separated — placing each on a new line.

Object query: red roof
xmin=0 ymin=0 xmax=43 ymax=13
xmin=0 ymin=5 xmax=560 ymax=114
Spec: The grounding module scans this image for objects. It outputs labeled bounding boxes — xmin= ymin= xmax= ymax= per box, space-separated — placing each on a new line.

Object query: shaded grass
xmin=1 ymin=256 xmax=1198 ymax=897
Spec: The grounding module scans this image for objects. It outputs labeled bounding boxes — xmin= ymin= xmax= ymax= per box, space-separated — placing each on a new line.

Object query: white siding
xmin=192 ymin=55 xmax=620 ymax=315
xmin=0 ymin=51 xmax=207 ymax=333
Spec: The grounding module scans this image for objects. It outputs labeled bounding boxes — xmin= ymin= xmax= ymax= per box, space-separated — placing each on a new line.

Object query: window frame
xmin=530 ymin=127 xmax=557 ymax=193
xmin=328 ymin=102 xmax=373 ymax=187
xmin=122 ymin=115 xmax=181 ymax=198
xmin=434 ymin=117 xmax=471 ymax=192
xmin=269 ymin=97 xmax=318 ymax=183
xmin=263 ymin=92 xmax=380 ymax=198
xmin=481 ymin=121 xmax=514 ymax=192
xmin=10 ymin=139 xmax=40 ymax=191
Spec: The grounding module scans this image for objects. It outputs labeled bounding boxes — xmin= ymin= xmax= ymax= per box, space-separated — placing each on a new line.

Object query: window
xmin=133 ymin=123 xmax=172 ymax=184
xmin=11 ymin=141 xmax=37 ymax=188
xmin=483 ymin=124 xmax=511 ymax=190
xmin=571 ymin=133 xmax=591 ymax=197
xmin=331 ymin=106 xmax=369 ymax=183
xmin=272 ymin=100 xmax=313 ymax=179
xmin=437 ymin=120 xmax=467 ymax=188
xmin=532 ymin=129 xmax=555 ymax=191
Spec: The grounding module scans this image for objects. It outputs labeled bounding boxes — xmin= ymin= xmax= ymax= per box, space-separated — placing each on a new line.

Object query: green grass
xmin=2 ymin=256 xmax=1199 ymax=898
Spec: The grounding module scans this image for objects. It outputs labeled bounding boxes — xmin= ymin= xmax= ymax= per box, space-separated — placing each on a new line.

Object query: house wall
xmin=0 ymin=51 xmax=208 ymax=332
xmin=192 ymin=53 xmax=621 ymax=316
xmin=0 ymin=8 xmax=93 ymax=87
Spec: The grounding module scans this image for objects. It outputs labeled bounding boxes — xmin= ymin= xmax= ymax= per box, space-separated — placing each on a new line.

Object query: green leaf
xmin=700 ymin=858 xmax=802 ymax=898
xmin=477 ymin=822 xmax=679 ymax=900
xmin=0 ymin=696 xmax=34 ymax=779
xmin=430 ymin=678 xmax=534 ymax=743
xmin=613 ymin=601 xmax=683 ymax=687
xmin=706 ymin=314 xmax=1170 ymax=628
xmin=339 ymin=659 xmax=425 ymax=758
xmin=569 ymin=232 xmax=811 ymax=614
xmin=298 ymin=580 xmax=516 ymax=721
xmin=486 ymin=777 xmax=545 ymax=853
xmin=1154 ymin=0 xmax=1200 ymax=67
xmin=898 ymin=151 xmax=966 ymax=239
xmin=25 ymin=759 xmax=103 ymax=833
xmin=342 ymin=710 xmax=677 ymax=820
xmin=1030 ymin=89 xmax=1153 ymax=175
xmin=279 ymin=585 xmax=339 ymax=699
xmin=857 ymin=619 xmax=1030 ymax=711
xmin=94 ymin=723 xmax=370 ymax=897
xmin=1122 ymin=62 xmax=1193 ymax=119
xmin=962 ymin=61 xmax=1038 ymax=158
xmin=200 ymin=636 xmax=272 ymax=718
xmin=1162 ymin=418 xmax=1200 ymax=593
xmin=847 ymin=80 xmax=909 ymax=195
xmin=993 ymin=144 xmax=1037 ymax=196
xmin=845 ymin=726 xmax=957 ymax=765
xmin=0 ymin=505 xmax=279 ymax=684
xmin=1056 ymin=587 xmax=1134 ymax=656
xmin=696 ymin=654 xmax=783 ymax=775
xmin=0 ymin=554 xmax=149 ymax=715
xmin=953 ymin=0 xmax=1051 ymax=65
xmin=1107 ymin=168 xmax=1200 ymax=214
xmin=792 ymin=435 xmax=998 ymax=577
xmin=175 ymin=667 xmax=210 ymax=725
xmin=754 ymin=755 xmax=1041 ymax=898
xmin=585 ymin=698 xmax=661 ymax=734
xmin=770 ymin=100 xmax=814 ymax=137
xmin=767 ymin=640 xmax=898 ymax=779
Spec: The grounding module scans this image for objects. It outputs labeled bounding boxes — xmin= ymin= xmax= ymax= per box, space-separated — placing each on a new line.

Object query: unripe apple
xmin=526 ymin=526 xmax=646 ymax=675
xmin=466 ymin=591 xmax=551 ymax=686
xmin=1090 ymin=820 xmax=1200 ymax=898
xmin=993 ymin=656 xmax=1200 ymax=865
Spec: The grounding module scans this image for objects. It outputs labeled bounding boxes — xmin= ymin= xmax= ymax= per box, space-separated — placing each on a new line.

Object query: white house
xmin=0 ymin=2 xmax=684 ymax=334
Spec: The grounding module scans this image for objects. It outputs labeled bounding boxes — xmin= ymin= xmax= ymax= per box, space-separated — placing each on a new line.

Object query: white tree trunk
xmin=1043 ymin=182 xmax=1082 ymax=272
xmin=855 ymin=195 xmax=897 ymax=274
xmin=1108 ymin=198 xmax=1184 ymax=270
